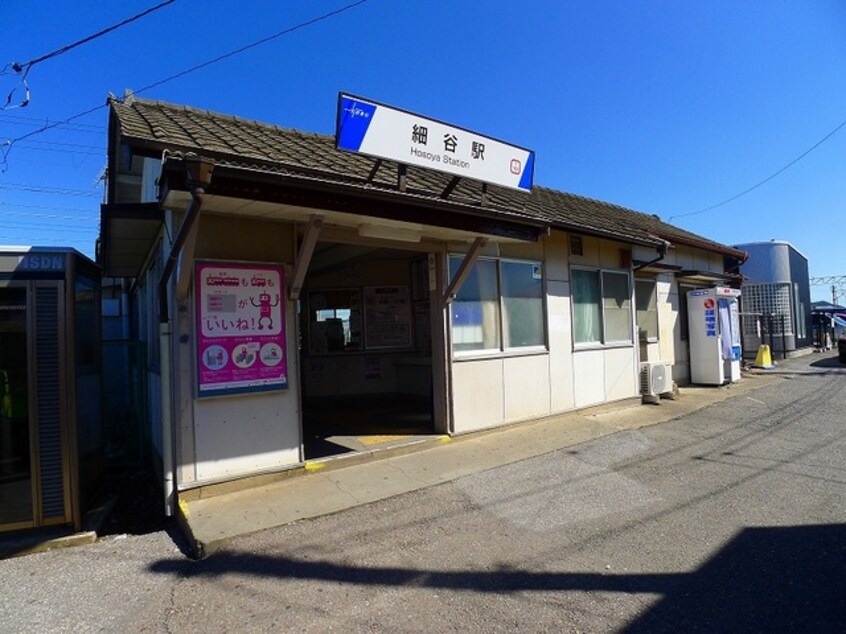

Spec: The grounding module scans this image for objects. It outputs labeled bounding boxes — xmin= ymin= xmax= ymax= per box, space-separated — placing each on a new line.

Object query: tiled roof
xmin=109 ymin=97 xmax=745 ymax=258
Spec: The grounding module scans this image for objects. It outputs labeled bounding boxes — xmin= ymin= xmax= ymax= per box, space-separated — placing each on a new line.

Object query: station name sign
xmin=336 ymin=93 xmax=535 ymax=192
xmin=17 ymin=254 xmax=65 ymax=272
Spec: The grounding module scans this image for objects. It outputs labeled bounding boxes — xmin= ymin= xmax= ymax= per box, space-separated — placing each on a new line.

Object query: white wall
xmin=193 ymin=294 xmax=301 ymax=481
xmin=169 ymin=215 xmax=302 ymax=485
xmin=450 ymin=231 xmax=641 ymax=434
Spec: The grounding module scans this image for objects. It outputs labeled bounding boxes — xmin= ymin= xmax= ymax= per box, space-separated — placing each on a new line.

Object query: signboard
xmin=17 ymin=253 xmax=65 ymax=272
xmin=195 ymin=262 xmax=287 ymax=397
xmin=364 ymin=286 xmax=412 ymax=349
xmin=336 ymin=93 xmax=535 ymax=192
xmin=703 ymin=297 xmax=718 ymax=337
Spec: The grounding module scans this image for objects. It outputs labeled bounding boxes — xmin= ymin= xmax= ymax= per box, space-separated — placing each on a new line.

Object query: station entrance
xmin=298 ymin=242 xmax=440 ymax=459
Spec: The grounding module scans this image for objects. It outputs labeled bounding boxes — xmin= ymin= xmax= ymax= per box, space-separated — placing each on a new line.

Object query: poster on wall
xmin=195 ymin=262 xmax=287 ymax=397
xmin=364 ymin=286 xmax=412 ymax=349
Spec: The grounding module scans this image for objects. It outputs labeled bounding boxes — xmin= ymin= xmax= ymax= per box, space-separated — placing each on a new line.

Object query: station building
xmin=98 ymin=96 xmax=746 ymax=512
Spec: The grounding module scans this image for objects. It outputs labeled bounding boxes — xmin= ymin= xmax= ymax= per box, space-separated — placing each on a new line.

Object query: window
xmin=678 ymin=285 xmax=694 ymax=341
xmin=450 ymin=257 xmax=545 ymax=355
xmin=741 ymin=283 xmax=793 ymax=335
xmin=635 ymin=279 xmax=658 ymax=341
xmin=451 ymin=258 xmax=500 ymax=353
xmin=570 ymin=234 xmax=584 ymax=257
xmin=572 ymin=268 xmax=633 ymax=345
xmin=308 ymin=289 xmax=363 ymax=353
xmin=794 ymin=283 xmax=806 ymax=339
xmin=572 ymin=269 xmax=601 ymax=344
xmin=501 ymin=261 xmax=545 ymax=348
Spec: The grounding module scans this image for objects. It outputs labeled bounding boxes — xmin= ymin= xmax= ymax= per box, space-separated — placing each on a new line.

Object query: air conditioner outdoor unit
xmin=640 ymin=362 xmax=673 ymax=396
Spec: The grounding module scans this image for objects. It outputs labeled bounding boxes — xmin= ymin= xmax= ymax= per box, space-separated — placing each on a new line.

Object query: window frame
xmin=570 ymin=265 xmax=634 ymax=350
xmin=635 ymin=278 xmax=659 ymax=343
xmin=449 ymin=255 xmax=548 ymax=360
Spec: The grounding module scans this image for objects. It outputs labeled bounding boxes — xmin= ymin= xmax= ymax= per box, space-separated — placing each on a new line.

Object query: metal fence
xmin=101 ymin=341 xmax=149 ymax=468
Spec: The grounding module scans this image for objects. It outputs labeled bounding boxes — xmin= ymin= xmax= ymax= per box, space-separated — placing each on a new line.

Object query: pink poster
xmin=195 ymin=262 xmax=287 ymax=396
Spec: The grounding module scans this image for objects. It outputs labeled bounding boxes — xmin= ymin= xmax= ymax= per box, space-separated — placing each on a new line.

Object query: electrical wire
xmin=0 ymin=209 xmax=97 ymax=222
xmin=129 ymin=0 xmax=369 ymax=96
xmin=17 ymin=139 xmax=103 ymax=150
xmin=0 ymin=182 xmax=100 ymax=197
xmin=0 ymin=201 xmax=94 ymax=213
xmin=1 ymin=0 xmax=370 ymax=166
xmin=10 ymin=1 xmax=176 ymax=72
xmin=2 ymin=103 xmax=106 ymax=155
xmin=669 ymin=116 xmax=846 ymax=221
xmin=15 ymin=144 xmax=102 ymax=157
xmin=1 ymin=222 xmax=95 ymax=233
xmin=3 ymin=1 xmax=176 ymax=110
xmin=0 ymin=113 xmax=104 ymax=133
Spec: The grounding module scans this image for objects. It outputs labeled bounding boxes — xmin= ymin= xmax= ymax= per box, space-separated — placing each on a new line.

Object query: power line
xmin=0 ymin=182 xmax=100 ymax=197
xmin=0 ymin=114 xmax=104 ymax=133
xmin=669 ymin=117 xmax=846 ymax=221
xmin=17 ymin=139 xmax=103 ymax=150
xmin=129 ymin=0 xmax=370 ymax=96
xmin=1 ymin=102 xmax=106 ymax=163
xmin=1 ymin=0 xmax=371 ymax=166
xmin=0 ymin=222 xmax=96 ymax=233
xmin=0 ymin=201 xmax=94 ymax=213
xmin=15 ymin=143 xmax=102 ymax=157
xmin=12 ymin=1 xmax=176 ymax=70
xmin=3 ymin=1 xmax=177 ymax=110
xmin=0 ymin=209 xmax=97 ymax=222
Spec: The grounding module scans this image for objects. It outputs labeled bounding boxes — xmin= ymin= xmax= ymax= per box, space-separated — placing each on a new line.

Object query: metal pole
xmin=768 ymin=314 xmax=774 ymax=355
xmin=781 ymin=314 xmax=787 ymax=359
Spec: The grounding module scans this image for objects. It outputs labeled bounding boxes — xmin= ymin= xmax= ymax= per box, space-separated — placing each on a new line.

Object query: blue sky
xmin=1 ymin=1 xmax=844 ymax=301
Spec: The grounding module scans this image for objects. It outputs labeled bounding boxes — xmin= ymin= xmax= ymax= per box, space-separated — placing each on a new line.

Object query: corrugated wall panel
xmin=35 ymin=286 xmax=65 ymax=519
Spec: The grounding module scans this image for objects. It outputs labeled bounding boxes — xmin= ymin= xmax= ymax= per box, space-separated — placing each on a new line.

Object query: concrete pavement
xmin=180 ymin=366 xmax=790 ymax=558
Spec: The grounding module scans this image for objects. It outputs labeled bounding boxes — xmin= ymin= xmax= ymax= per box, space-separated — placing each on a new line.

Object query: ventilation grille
xmin=570 ymin=234 xmax=584 ymax=257
xmin=35 ymin=287 xmax=65 ymax=520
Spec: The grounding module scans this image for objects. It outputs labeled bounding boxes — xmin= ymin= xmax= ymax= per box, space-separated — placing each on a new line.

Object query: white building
xmin=98 ymin=97 xmax=746 ymax=513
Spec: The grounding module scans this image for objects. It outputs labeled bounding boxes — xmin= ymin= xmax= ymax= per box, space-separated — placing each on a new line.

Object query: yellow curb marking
xmin=304 ymin=461 xmax=326 ymax=472
xmin=178 ymin=498 xmax=190 ymax=519
xmin=358 ymin=434 xmax=409 ymax=445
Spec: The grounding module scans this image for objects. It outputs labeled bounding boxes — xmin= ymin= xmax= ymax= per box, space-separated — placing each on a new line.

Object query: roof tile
xmin=109 ymin=97 xmax=744 ymax=258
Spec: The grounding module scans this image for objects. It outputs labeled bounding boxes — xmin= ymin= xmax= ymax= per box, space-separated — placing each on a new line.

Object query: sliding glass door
xmin=0 ymin=286 xmax=33 ymax=529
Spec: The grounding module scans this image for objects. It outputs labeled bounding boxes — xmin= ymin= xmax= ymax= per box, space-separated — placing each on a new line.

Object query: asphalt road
xmin=2 ymin=353 xmax=845 ymax=633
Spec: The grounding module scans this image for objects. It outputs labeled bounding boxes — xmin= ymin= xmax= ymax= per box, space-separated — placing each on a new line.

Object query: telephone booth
xmin=0 ymin=247 xmax=102 ymax=533
xmin=687 ymin=286 xmax=742 ymax=385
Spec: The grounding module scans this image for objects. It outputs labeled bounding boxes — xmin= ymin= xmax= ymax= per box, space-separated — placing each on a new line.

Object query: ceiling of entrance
xmin=163 ymin=190 xmax=531 ymax=246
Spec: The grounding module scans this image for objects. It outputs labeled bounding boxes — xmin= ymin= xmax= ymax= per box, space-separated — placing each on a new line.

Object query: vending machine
xmin=687 ymin=287 xmax=742 ymax=385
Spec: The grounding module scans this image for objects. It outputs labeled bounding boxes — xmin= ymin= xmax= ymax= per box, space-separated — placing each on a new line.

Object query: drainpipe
xmin=633 ymin=239 xmax=671 ymax=272
xmin=158 ymin=321 xmax=174 ymax=515
xmin=157 ymin=155 xmax=214 ymax=516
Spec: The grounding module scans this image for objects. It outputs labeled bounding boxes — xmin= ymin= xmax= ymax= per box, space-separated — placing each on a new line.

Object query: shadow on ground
xmin=100 ymin=466 xmax=170 ymax=536
xmin=809 ymin=355 xmax=846 ymax=370
xmin=149 ymin=523 xmax=845 ymax=631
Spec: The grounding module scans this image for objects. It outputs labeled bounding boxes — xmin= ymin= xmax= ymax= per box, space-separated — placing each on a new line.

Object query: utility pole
xmin=810 ymin=275 xmax=846 ymax=306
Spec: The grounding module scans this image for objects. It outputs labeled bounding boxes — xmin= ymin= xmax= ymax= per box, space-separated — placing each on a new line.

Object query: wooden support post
xmin=397 ymin=164 xmax=407 ymax=192
xmin=175 ymin=215 xmax=201 ymax=302
xmin=442 ymin=236 xmax=488 ymax=308
xmin=289 ymin=215 xmax=323 ymax=301
xmin=441 ymin=176 xmax=461 ymax=199
xmin=367 ymin=158 xmax=382 ymax=183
